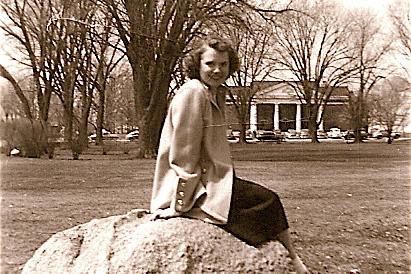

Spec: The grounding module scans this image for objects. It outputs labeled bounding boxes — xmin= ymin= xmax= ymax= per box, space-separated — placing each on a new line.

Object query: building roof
xmin=227 ymin=81 xmax=349 ymax=103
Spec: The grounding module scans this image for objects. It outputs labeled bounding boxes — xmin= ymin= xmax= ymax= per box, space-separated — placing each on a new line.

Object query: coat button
xmin=202 ymin=168 xmax=207 ymax=174
xmin=178 ymin=191 xmax=185 ymax=197
xmin=181 ymin=182 xmax=186 ymax=187
xmin=177 ymin=199 xmax=184 ymax=205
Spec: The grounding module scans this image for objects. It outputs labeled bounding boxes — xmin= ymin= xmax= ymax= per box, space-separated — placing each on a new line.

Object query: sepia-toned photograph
xmin=0 ymin=0 xmax=409 ymax=273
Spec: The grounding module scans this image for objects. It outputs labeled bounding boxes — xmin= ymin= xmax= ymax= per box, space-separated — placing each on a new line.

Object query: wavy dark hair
xmin=183 ymin=35 xmax=240 ymax=80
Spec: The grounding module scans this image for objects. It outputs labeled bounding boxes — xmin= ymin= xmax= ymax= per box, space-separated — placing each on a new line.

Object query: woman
xmin=150 ymin=35 xmax=308 ymax=274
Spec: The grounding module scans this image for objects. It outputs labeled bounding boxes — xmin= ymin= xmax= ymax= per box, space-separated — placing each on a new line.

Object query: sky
xmin=341 ymin=0 xmax=391 ymax=12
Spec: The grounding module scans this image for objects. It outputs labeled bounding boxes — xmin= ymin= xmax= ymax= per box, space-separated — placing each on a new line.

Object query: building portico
xmin=229 ymin=81 xmax=349 ymax=133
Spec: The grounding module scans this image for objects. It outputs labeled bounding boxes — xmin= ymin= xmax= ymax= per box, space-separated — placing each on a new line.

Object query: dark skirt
xmin=219 ymin=177 xmax=289 ymax=247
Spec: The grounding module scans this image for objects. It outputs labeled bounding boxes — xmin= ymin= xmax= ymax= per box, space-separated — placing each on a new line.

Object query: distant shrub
xmin=0 ymin=119 xmax=47 ymax=158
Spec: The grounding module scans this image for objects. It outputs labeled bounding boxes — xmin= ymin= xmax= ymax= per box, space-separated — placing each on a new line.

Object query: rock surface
xmin=22 ymin=209 xmax=292 ymax=273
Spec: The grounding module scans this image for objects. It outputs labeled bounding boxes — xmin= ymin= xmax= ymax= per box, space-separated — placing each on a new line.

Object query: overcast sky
xmin=341 ymin=0 xmax=390 ymax=11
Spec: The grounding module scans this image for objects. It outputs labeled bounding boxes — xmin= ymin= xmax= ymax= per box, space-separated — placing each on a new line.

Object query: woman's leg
xmin=227 ymin=177 xmax=309 ymax=273
xmin=276 ymin=229 xmax=309 ymax=274
xmin=237 ymin=178 xmax=309 ymax=273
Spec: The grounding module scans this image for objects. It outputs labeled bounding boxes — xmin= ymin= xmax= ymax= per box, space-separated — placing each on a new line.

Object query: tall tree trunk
xmin=306 ymin=101 xmax=319 ymax=143
xmin=132 ymin=61 xmax=171 ymax=158
xmin=309 ymin=115 xmax=319 ymax=143
xmin=96 ymin=89 xmax=105 ymax=146
xmin=79 ymin=84 xmax=93 ymax=149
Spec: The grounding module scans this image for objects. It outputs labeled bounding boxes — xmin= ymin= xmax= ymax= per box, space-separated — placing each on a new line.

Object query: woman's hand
xmin=150 ymin=208 xmax=182 ymax=221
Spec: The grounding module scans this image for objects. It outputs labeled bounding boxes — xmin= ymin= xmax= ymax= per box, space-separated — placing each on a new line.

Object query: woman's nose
xmin=213 ymin=66 xmax=221 ymax=73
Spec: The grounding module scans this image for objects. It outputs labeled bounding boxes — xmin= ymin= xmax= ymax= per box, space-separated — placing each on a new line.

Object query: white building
xmin=226 ymin=81 xmax=350 ymax=133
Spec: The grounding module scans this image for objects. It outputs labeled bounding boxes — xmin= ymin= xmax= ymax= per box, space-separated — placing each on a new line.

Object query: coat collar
xmin=197 ymin=80 xmax=227 ymax=111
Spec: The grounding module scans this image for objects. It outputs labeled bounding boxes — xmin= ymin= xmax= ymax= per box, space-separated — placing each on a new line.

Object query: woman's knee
xmin=234 ymin=177 xmax=282 ymax=203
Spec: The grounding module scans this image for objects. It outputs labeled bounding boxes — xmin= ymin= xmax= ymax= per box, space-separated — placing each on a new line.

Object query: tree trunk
xmin=79 ymin=86 xmax=93 ymax=149
xmin=309 ymin=117 xmax=319 ymax=143
xmin=63 ymin=106 xmax=74 ymax=145
xmin=239 ymin=123 xmax=248 ymax=144
xmin=134 ymin=69 xmax=170 ymax=158
xmin=96 ymin=89 xmax=105 ymax=146
xmin=386 ymin=127 xmax=393 ymax=144
xmin=306 ymin=103 xmax=319 ymax=143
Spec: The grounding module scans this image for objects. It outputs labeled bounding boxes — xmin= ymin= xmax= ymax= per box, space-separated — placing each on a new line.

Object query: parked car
xmin=299 ymin=129 xmax=310 ymax=139
xmin=317 ymin=129 xmax=328 ymax=139
xmin=255 ymin=129 xmax=283 ymax=142
xmin=344 ymin=129 xmax=369 ymax=140
xmin=285 ymin=129 xmax=299 ymax=139
xmin=89 ymin=129 xmax=119 ymax=142
xmin=126 ymin=129 xmax=140 ymax=141
xmin=255 ymin=130 xmax=274 ymax=141
xmin=226 ymin=129 xmax=240 ymax=143
xmin=245 ymin=130 xmax=259 ymax=142
xmin=372 ymin=130 xmax=400 ymax=139
xmin=327 ymin=127 xmax=342 ymax=139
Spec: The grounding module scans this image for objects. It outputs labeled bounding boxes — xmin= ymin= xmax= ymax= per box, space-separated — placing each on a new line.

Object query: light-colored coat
xmin=150 ymin=79 xmax=233 ymax=224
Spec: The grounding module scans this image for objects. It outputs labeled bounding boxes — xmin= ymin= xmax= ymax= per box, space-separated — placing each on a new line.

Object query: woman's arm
xmin=168 ymin=85 xmax=206 ymax=212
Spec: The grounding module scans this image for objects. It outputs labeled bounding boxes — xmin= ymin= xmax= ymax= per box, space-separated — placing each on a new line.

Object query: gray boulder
xmin=22 ymin=209 xmax=292 ymax=273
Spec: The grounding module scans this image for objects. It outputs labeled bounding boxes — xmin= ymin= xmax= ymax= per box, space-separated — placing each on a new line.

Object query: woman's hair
xmin=183 ymin=35 xmax=240 ymax=80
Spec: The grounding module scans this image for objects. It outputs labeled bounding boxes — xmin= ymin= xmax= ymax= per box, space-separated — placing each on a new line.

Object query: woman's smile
xmin=199 ymin=46 xmax=229 ymax=88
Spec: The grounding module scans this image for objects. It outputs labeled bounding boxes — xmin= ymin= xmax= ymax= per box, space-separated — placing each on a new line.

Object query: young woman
xmin=150 ymin=35 xmax=309 ymax=274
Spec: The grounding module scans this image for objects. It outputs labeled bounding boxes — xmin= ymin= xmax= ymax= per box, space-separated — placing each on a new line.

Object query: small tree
xmin=228 ymin=18 xmax=277 ymax=143
xmin=1 ymin=0 xmax=55 ymax=152
xmin=369 ymin=77 xmax=410 ymax=144
xmin=345 ymin=9 xmax=392 ymax=143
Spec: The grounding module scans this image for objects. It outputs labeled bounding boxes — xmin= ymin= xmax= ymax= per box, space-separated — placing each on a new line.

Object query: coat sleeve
xmin=168 ymin=85 xmax=206 ymax=212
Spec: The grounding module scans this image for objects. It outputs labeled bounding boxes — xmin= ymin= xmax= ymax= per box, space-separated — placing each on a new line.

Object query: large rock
xmin=22 ymin=209 xmax=292 ymax=273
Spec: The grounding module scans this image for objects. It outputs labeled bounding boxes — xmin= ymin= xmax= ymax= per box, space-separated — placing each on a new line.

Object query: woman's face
xmin=199 ymin=46 xmax=229 ymax=89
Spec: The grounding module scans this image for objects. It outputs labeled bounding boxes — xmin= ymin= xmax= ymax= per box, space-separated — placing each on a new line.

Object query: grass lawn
xmin=1 ymin=141 xmax=410 ymax=273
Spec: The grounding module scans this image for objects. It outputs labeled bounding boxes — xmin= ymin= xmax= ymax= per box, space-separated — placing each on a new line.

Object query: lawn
xmin=1 ymin=141 xmax=410 ymax=273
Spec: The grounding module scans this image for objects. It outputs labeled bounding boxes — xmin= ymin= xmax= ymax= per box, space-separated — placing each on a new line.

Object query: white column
xmin=296 ymin=103 xmax=302 ymax=132
xmin=250 ymin=103 xmax=258 ymax=131
xmin=274 ymin=104 xmax=280 ymax=130
xmin=317 ymin=104 xmax=324 ymax=131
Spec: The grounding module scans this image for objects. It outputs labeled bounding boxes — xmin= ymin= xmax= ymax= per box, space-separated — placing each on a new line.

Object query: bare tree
xmin=103 ymin=66 xmax=136 ymax=133
xmin=101 ymin=0 xmax=292 ymax=158
xmin=1 ymin=0 xmax=56 ymax=148
xmin=0 ymin=64 xmax=33 ymax=120
xmin=100 ymin=0 xmax=238 ymax=157
xmin=82 ymin=12 xmax=126 ymax=146
xmin=226 ymin=19 xmax=277 ymax=143
xmin=2 ymin=0 xmax=293 ymax=157
xmin=2 ymin=0 xmax=125 ymax=158
xmin=369 ymin=77 xmax=410 ymax=144
xmin=345 ymin=10 xmax=393 ymax=143
xmin=48 ymin=1 xmax=97 ymax=156
xmin=272 ymin=0 xmax=357 ymax=142
xmin=390 ymin=0 xmax=411 ymax=58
